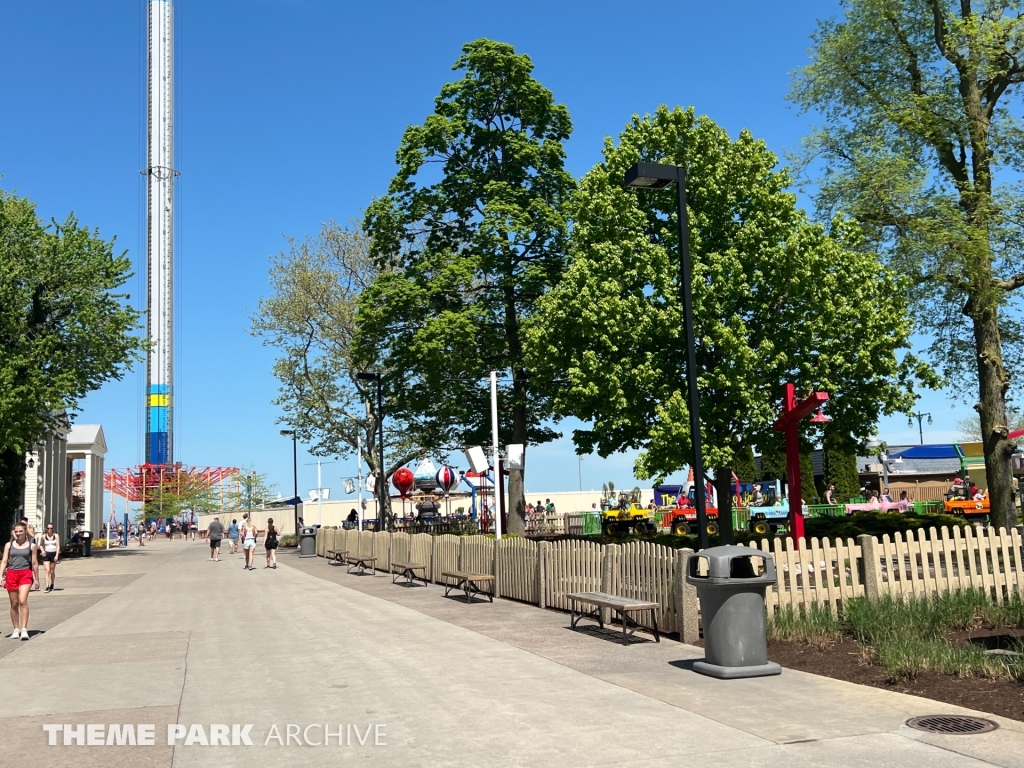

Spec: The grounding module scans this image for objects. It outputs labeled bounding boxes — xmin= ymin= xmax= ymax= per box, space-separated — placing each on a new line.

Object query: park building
xmin=20 ymin=418 xmax=107 ymax=540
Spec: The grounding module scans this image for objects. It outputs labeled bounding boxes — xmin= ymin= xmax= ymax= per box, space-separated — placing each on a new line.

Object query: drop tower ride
xmin=145 ymin=0 xmax=176 ymax=466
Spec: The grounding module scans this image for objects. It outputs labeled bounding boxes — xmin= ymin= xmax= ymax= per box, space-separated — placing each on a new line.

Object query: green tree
xmin=0 ymin=191 xmax=144 ymax=530
xmin=822 ymin=428 xmax=862 ymax=503
xmin=250 ymin=220 xmax=427 ymax=530
xmin=731 ymin=443 xmax=758 ymax=483
xmin=359 ymin=39 xmax=575 ymax=533
xmin=800 ymin=442 xmax=818 ymax=503
xmin=139 ymin=471 xmax=221 ymax=523
xmin=526 ymin=107 xmax=927 ymax=535
xmin=790 ymin=0 xmax=1024 ymax=529
xmin=227 ymin=467 xmax=278 ymax=513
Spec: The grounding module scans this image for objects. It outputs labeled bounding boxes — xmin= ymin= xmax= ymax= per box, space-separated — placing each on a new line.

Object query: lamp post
xmin=624 ymin=161 xmax=710 ymax=549
xmin=356 ymin=372 xmax=386 ymax=531
xmin=279 ymin=429 xmax=298 ymax=533
xmin=908 ymin=411 xmax=932 ymax=445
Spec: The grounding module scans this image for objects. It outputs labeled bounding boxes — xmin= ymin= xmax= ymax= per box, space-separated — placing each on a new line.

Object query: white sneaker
xmin=209 ymin=557 xmax=215 ymax=561
xmin=20 ymin=629 xmax=29 ymax=641
xmin=8 ymin=630 xmax=19 ymax=639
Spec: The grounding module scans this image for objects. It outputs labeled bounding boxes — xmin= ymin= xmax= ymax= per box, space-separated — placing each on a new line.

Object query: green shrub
xmin=279 ymin=535 xmax=298 ymax=548
xmin=804 ymin=512 xmax=968 ymax=541
xmin=873 ymin=636 xmax=1018 ymax=681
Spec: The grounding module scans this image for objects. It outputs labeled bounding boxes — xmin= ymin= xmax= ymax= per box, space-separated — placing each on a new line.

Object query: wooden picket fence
xmin=314 ymin=524 xmax=1024 ymax=641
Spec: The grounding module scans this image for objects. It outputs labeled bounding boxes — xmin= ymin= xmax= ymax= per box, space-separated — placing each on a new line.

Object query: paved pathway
xmin=2 ymin=538 xmax=1023 ymax=767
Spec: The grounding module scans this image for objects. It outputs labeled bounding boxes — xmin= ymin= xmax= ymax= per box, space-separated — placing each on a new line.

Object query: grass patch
xmin=767 ymin=604 xmax=841 ymax=646
xmin=841 ymin=590 xmax=1024 ymax=682
xmin=873 ymin=637 xmax=1022 ymax=681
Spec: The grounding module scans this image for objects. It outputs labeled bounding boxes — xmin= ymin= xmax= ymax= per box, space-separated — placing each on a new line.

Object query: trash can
xmin=81 ymin=530 xmax=92 ymax=558
xmin=686 ymin=545 xmax=781 ymax=679
xmin=298 ymin=526 xmax=317 ymax=558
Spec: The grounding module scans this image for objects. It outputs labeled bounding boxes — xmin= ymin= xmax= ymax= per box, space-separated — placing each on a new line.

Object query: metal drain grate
xmin=906 ymin=715 xmax=998 ymax=735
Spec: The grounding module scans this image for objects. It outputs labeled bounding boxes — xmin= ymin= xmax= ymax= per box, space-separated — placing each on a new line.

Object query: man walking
xmin=207 ymin=517 xmax=224 ymax=562
xmin=227 ymin=519 xmax=240 ymax=554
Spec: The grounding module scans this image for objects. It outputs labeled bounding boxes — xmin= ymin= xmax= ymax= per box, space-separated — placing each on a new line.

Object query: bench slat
xmin=567 ymin=591 xmax=658 ymax=611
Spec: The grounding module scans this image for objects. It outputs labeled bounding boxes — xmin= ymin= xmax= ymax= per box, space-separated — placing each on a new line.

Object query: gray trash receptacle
xmin=298 ymin=526 xmax=317 ymax=558
xmin=686 ymin=545 xmax=781 ymax=679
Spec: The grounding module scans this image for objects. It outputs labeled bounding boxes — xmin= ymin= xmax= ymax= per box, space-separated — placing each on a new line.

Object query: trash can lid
xmin=687 ymin=545 xmax=776 ymax=584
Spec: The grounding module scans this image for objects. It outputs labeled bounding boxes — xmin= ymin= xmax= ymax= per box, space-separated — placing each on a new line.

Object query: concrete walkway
xmin=1 ymin=538 xmax=1023 ymax=767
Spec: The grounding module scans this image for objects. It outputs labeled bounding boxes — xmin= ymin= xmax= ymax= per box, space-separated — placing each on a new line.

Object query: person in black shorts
xmin=207 ymin=517 xmax=224 ymax=562
xmin=264 ymin=518 xmax=279 ymax=569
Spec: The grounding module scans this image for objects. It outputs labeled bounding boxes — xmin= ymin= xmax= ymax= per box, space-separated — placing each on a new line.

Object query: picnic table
xmin=346 ymin=554 xmax=377 ymax=576
xmin=326 ymin=549 xmax=348 ymax=565
xmin=441 ymin=571 xmax=494 ymax=604
xmin=566 ymin=591 xmax=661 ymax=645
xmin=391 ymin=561 xmax=428 ymax=587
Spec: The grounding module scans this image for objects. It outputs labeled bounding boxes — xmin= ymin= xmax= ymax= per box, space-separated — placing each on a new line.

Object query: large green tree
xmin=359 ymin=39 xmax=575 ymax=533
xmin=0 ymin=191 xmax=143 ymax=529
xmin=250 ymin=221 xmax=429 ymax=529
xmin=526 ymin=107 xmax=929 ymax=536
xmin=790 ymin=0 xmax=1024 ymax=529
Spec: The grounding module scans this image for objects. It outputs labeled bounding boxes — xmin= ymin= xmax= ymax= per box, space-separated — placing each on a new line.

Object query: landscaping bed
xmin=715 ymin=591 xmax=1024 ymax=722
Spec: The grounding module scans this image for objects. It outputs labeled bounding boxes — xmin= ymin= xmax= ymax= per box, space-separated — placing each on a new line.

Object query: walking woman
xmin=2 ymin=523 xmax=39 ymax=640
xmin=241 ymin=515 xmax=258 ymax=571
xmin=40 ymin=524 xmax=59 ymax=592
xmin=264 ymin=518 xmax=279 ymax=569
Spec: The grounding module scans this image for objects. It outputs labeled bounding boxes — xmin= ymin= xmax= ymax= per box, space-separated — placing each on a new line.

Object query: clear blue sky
xmin=0 ymin=0 xmax=971 ymax=504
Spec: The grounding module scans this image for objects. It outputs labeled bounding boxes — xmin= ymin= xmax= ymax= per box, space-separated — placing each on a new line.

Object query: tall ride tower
xmin=145 ymin=0 xmax=176 ymax=466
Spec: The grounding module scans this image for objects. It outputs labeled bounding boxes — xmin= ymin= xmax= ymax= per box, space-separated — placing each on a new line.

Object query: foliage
xmin=226 ymin=467 xmax=278 ymax=512
xmin=0 ymin=191 xmax=144 ymax=529
xmin=731 ymin=444 xmax=757 ymax=483
xmin=767 ymin=605 xmax=842 ymax=646
xmin=526 ymin=106 xmax=928 ymax=491
xmin=138 ymin=471 xmax=222 ymax=522
xmin=845 ymin=591 xmax=1024 ymax=680
xmin=958 ymin=407 xmax=1024 ymax=442
xmin=359 ymin=39 xmax=575 ymax=533
xmin=800 ymin=443 xmax=818 ymax=502
xmin=251 ymin=220 xmax=428 ymax=527
xmin=822 ymin=427 xmax=862 ymax=502
xmin=789 ymin=0 xmax=1024 ymax=528
xmin=803 ymin=511 xmax=967 ymax=539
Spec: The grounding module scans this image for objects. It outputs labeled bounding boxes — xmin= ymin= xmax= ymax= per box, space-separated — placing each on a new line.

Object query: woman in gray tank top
xmin=2 ymin=523 xmax=39 ymax=640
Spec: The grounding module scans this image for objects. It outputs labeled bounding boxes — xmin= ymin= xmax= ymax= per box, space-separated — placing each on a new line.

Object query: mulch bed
xmin=695 ymin=630 xmax=1024 ymax=722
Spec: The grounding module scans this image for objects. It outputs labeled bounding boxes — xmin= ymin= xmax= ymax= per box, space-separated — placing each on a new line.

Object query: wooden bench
xmin=346 ymin=554 xmax=377 ymax=576
xmin=391 ymin=561 xmax=428 ymax=587
xmin=326 ymin=549 xmax=348 ymax=566
xmin=441 ymin=571 xmax=494 ymax=604
xmin=566 ymin=591 xmax=661 ymax=645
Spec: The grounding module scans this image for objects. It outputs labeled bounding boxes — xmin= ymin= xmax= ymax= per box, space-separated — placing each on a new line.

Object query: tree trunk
xmin=713 ymin=467 xmax=734 ymax=545
xmin=972 ymin=303 xmax=1017 ymax=530
xmin=0 ymin=449 xmax=26 ymax=535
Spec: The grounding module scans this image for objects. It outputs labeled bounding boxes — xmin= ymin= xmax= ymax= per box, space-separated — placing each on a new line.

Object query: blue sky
xmin=0 ymin=0 xmax=971 ymax=504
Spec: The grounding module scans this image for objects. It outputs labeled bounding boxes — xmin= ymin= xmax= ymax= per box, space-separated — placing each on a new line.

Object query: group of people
xmin=205 ymin=514 xmax=280 ymax=570
xmin=1 ymin=516 xmax=61 ymax=641
xmin=946 ymin=477 xmax=987 ymax=502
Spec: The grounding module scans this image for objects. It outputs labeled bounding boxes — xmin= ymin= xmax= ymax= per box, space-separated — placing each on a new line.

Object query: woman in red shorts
xmin=1 ymin=523 xmax=39 ymax=640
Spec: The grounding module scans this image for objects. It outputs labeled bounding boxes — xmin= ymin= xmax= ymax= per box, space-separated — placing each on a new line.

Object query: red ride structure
xmin=772 ymin=383 xmax=830 ymax=545
xmin=104 ymin=464 xmax=239 ymax=514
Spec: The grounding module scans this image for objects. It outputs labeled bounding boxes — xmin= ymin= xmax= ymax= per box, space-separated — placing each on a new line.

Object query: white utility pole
xmin=357 ymin=434 xmax=363 ymax=532
xmin=317 ymin=459 xmax=323 ymax=527
xmin=490 ymin=370 xmax=502 ymax=540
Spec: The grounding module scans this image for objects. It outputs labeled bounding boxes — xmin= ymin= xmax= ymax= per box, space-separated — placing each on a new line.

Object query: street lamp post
xmin=908 ymin=411 xmax=933 ymax=445
xmin=280 ymin=429 xmax=298 ymax=533
xmin=356 ymin=372 xmax=386 ymax=532
xmin=624 ymin=161 xmax=710 ymax=549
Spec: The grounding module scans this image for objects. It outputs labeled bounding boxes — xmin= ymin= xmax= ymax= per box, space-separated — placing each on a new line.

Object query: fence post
xmin=600 ymin=543 xmax=618 ymax=625
xmin=386 ymin=532 xmax=393 ymax=573
xmin=858 ymin=534 xmax=881 ymax=600
xmin=429 ymin=534 xmax=437 ymax=584
xmin=674 ymin=548 xmax=700 ymax=644
xmin=493 ymin=537 xmax=501 ymax=599
xmin=458 ymin=536 xmax=467 ymax=571
xmin=537 ymin=541 xmax=549 ymax=609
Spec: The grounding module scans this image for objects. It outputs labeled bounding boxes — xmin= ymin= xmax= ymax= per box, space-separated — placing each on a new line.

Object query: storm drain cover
xmin=906 ymin=715 xmax=998 ymax=735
